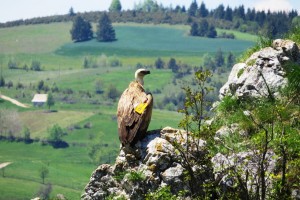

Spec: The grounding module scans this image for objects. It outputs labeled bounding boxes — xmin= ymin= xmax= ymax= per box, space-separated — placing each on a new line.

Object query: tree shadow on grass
xmin=49 ymin=141 xmax=69 ymax=149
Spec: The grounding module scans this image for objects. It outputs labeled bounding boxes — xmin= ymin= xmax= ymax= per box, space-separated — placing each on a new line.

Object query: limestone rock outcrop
xmin=82 ymin=127 xmax=211 ymax=200
xmin=219 ymin=39 xmax=300 ymax=99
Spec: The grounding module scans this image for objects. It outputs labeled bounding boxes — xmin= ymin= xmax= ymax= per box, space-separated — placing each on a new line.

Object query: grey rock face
xmin=82 ymin=127 xmax=211 ymax=200
xmin=212 ymin=151 xmax=277 ymax=196
xmin=219 ymin=39 xmax=300 ymax=99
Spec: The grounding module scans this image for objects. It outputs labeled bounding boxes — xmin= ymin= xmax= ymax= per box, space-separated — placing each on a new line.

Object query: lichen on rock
xmin=219 ymin=39 xmax=300 ymax=99
xmin=81 ymin=127 xmax=211 ymax=199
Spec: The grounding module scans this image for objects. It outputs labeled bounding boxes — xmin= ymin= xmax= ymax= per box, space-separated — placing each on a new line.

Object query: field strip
xmin=0 ymin=162 xmax=12 ymax=169
xmin=0 ymin=94 xmax=30 ymax=108
xmin=2 ymin=175 xmax=81 ymax=191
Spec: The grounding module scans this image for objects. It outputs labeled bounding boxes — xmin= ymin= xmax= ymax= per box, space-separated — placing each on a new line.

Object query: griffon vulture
xmin=117 ymin=69 xmax=153 ymax=146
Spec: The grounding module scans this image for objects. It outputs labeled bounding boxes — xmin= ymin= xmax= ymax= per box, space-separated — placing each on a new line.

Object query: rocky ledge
xmin=219 ymin=39 xmax=300 ymax=99
xmin=81 ymin=127 xmax=211 ymax=200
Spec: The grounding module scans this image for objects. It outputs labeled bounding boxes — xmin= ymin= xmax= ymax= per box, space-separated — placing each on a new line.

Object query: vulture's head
xmin=135 ymin=68 xmax=150 ymax=86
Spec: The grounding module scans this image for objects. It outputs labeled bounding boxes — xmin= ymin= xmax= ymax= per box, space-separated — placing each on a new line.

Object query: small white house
xmin=31 ymin=94 xmax=48 ymax=107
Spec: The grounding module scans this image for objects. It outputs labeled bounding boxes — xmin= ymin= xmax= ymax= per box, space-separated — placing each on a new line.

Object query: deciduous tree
xmin=106 ymin=84 xmax=120 ymax=100
xmin=23 ymin=127 xmax=31 ymax=143
xmin=39 ymin=166 xmax=49 ymax=184
xmin=48 ymin=124 xmax=64 ymax=143
xmin=109 ymin=0 xmax=122 ymax=12
xmin=46 ymin=93 xmax=55 ymax=110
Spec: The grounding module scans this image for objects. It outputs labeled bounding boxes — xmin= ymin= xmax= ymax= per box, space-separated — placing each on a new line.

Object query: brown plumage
xmin=117 ymin=69 xmax=153 ymax=146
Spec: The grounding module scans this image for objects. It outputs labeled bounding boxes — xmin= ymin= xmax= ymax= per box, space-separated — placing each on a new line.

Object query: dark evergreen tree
xmin=289 ymin=9 xmax=298 ymax=19
xmin=224 ymin=6 xmax=233 ymax=21
xmin=70 ymin=16 xmax=93 ymax=42
xmin=0 ymin=75 xmax=5 ymax=87
xmin=96 ymin=13 xmax=116 ymax=42
xmin=155 ymin=57 xmax=165 ymax=69
xmin=190 ymin=19 xmax=217 ymax=38
xmin=174 ymin=5 xmax=181 ymax=13
xmin=109 ymin=0 xmax=122 ymax=12
xmin=198 ymin=19 xmax=209 ymax=36
xmin=188 ymin=0 xmax=198 ymax=17
xmin=226 ymin=52 xmax=235 ymax=68
xmin=181 ymin=6 xmax=186 ymax=13
xmin=266 ymin=10 xmax=272 ymax=18
xmin=190 ymin=22 xmax=199 ymax=36
xmin=203 ymin=55 xmax=216 ymax=71
xmin=263 ymin=13 xmax=289 ymax=38
xmin=215 ymin=48 xmax=224 ymax=67
xmin=168 ymin=58 xmax=179 ymax=73
xmin=255 ymin=10 xmax=266 ymax=26
xmin=198 ymin=2 xmax=209 ymax=17
xmin=246 ymin=8 xmax=256 ymax=21
xmin=234 ymin=5 xmax=246 ymax=20
xmin=213 ymin=4 xmax=225 ymax=19
xmin=69 ymin=7 xmax=76 ymax=17
xmin=38 ymin=80 xmax=44 ymax=91
xmin=207 ymin=25 xmax=217 ymax=38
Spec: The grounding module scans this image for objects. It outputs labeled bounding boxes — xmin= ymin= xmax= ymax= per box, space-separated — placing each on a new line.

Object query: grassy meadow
xmin=0 ymin=22 xmax=255 ymax=199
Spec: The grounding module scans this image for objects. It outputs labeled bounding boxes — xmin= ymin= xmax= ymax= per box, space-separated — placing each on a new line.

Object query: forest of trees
xmin=1 ymin=0 xmax=299 ymax=39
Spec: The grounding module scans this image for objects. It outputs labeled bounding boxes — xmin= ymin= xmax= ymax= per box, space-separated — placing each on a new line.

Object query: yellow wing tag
xmin=134 ymin=103 xmax=148 ymax=114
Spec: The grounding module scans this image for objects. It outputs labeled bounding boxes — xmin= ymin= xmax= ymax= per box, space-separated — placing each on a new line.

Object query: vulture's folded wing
xmin=117 ymin=82 xmax=149 ymax=145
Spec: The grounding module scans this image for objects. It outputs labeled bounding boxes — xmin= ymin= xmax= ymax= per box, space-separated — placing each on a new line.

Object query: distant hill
xmin=1 ymin=1 xmax=298 ymax=38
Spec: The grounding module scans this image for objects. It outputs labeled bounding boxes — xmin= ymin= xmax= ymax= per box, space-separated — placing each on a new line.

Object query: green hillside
xmin=57 ymin=24 xmax=254 ymax=57
xmin=0 ymin=22 xmax=255 ymax=69
xmin=0 ymin=22 xmax=256 ymax=199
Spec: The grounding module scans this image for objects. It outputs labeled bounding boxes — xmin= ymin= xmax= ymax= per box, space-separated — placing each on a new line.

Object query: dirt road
xmin=0 ymin=94 xmax=30 ymax=108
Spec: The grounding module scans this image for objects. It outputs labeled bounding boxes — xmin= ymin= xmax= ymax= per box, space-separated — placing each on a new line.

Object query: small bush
xmin=246 ymin=59 xmax=256 ymax=66
xmin=8 ymin=59 xmax=18 ymax=69
xmin=217 ymin=96 xmax=240 ymax=113
xmin=126 ymin=170 xmax=145 ymax=182
xmin=31 ymin=60 xmax=42 ymax=71
xmin=286 ymin=25 xmax=300 ymax=44
xmin=106 ymin=84 xmax=120 ymax=100
xmin=219 ymin=32 xmax=235 ymax=39
xmin=106 ymin=194 xmax=127 ymax=200
xmin=16 ymin=82 xmax=24 ymax=89
xmin=145 ymin=186 xmax=177 ymax=200
xmin=113 ymin=171 xmax=127 ymax=182
xmin=237 ymin=68 xmax=244 ymax=78
xmin=84 ymin=122 xmax=92 ymax=129
xmin=98 ymin=54 xmax=108 ymax=67
xmin=74 ymin=124 xmax=82 ymax=129
xmin=108 ymin=55 xmax=122 ymax=67
xmin=7 ymin=81 xmax=13 ymax=88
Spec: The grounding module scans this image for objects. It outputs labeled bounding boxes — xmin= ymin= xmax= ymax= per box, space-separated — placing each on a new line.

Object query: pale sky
xmin=0 ymin=0 xmax=299 ymax=23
